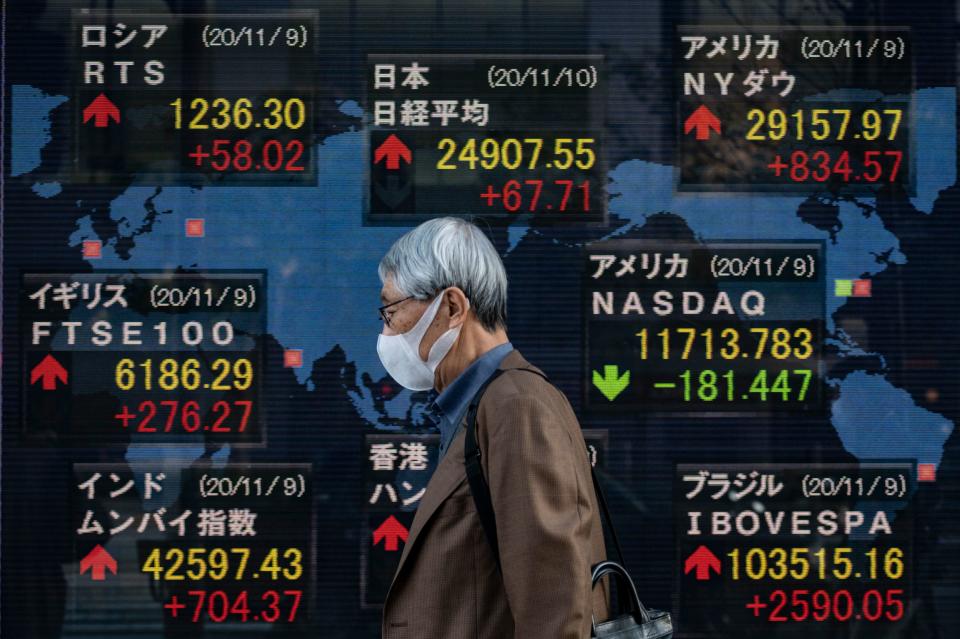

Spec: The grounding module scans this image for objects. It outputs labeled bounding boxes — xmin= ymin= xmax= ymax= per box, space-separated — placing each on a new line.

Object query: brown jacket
xmin=382 ymin=350 xmax=611 ymax=638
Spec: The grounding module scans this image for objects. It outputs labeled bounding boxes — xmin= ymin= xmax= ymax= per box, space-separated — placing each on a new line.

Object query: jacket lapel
xmin=386 ymin=421 xmax=469 ymax=596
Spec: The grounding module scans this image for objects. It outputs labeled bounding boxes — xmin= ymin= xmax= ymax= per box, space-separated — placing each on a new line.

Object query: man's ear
xmin=444 ymin=287 xmax=470 ymax=328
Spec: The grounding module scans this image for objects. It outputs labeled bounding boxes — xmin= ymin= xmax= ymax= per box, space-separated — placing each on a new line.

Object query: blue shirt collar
xmin=428 ymin=342 xmax=514 ymax=459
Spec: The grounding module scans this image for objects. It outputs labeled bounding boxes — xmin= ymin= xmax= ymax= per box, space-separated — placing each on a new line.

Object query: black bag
xmin=463 ymin=367 xmax=673 ymax=639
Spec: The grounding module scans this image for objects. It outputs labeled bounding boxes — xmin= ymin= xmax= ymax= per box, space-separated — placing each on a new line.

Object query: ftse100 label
xmin=21 ymin=271 xmax=266 ymax=444
xmin=584 ymin=241 xmax=825 ymax=412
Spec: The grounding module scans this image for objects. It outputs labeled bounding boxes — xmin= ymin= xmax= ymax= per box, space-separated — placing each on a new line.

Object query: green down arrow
xmin=592 ymin=365 xmax=630 ymax=401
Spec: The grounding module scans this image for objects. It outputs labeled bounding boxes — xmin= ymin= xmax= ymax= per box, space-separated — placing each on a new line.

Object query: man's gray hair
xmin=378 ymin=217 xmax=507 ymax=331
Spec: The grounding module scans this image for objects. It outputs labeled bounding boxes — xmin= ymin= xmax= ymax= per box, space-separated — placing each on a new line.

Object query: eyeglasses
xmin=378 ymin=295 xmax=415 ymax=327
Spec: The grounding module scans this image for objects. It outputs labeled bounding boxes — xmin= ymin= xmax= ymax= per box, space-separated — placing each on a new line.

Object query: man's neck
xmin=434 ymin=323 xmax=508 ymax=393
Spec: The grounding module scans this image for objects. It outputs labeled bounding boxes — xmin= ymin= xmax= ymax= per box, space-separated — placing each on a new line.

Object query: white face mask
xmin=376 ymin=291 xmax=464 ymax=391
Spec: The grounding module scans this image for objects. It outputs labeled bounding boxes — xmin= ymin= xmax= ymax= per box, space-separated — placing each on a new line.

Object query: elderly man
xmin=377 ymin=217 xmax=610 ymax=638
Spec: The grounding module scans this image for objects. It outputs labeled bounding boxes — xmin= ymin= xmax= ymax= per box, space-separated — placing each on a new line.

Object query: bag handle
xmin=591 ymin=560 xmax=651 ymax=623
xmin=463 ymin=367 xmax=630 ymax=609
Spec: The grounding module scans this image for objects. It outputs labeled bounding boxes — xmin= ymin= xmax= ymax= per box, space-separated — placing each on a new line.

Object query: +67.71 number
xmin=481 ymin=179 xmax=592 ymax=213
xmin=434 ymin=138 xmax=598 ymax=214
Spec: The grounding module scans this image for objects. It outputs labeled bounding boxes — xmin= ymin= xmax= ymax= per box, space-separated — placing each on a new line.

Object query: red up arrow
xmin=374 ymin=134 xmax=412 ymax=170
xmin=373 ymin=515 xmax=409 ymax=551
xmin=30 ymin=354 xmax=68 ymax=390
xmin=83 ymin=93 xmax=120 ymax=128
xmin=684 ymin=545 xmax=721 ymax=581
xmin=80 ymin=545 xmax=118 ymax=581
xmin=683 ymin=105 xmax=721 ymax=141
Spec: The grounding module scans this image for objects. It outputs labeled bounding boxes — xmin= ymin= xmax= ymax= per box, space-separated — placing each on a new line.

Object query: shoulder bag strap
xmin=463 ymin=368 xmax=507 ymax=573
xmin=463 ymin=367 xmax=628 ymax=578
